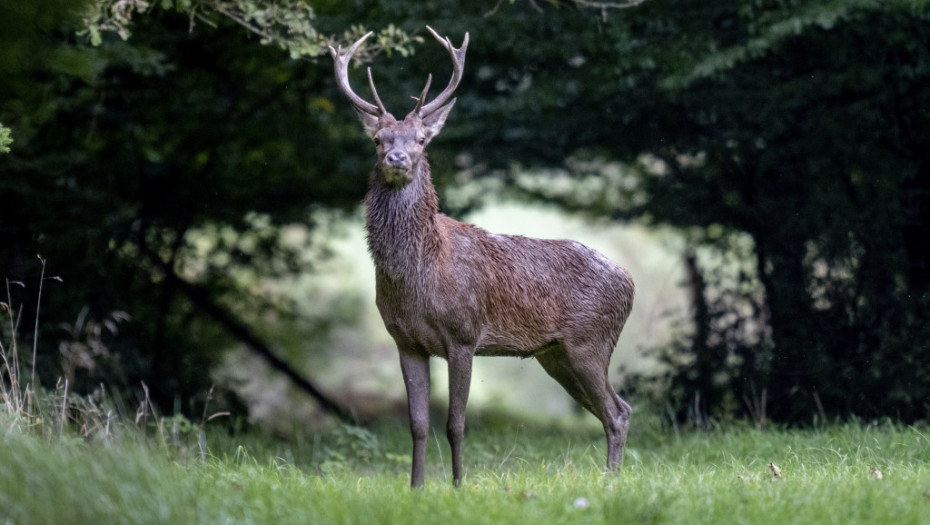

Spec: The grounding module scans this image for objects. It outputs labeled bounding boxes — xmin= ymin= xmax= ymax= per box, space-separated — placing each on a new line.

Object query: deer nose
xmin=386 ymin=151 xmax=408 ymax=167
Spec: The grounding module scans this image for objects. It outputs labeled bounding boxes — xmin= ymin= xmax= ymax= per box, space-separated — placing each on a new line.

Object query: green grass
xmin=2 ymin=408 xmax=930 ymax=525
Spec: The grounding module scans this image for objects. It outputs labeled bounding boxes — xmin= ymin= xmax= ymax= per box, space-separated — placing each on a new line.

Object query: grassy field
xmin=2 ymin=403 xmax=930 ymax=525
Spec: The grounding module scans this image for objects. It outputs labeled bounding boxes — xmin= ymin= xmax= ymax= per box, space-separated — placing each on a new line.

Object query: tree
xmin=442 ymin=0 xmax=930 ymax=422
xmin=0 ymin=0 xmax=379 ymax=415
xmin=3 ymin=0 xmax=928 ymax=425
xmin=621 ymin=0 xmax=930 ymax=422
xmin=348 ymin=0 xmax=930 ymax=422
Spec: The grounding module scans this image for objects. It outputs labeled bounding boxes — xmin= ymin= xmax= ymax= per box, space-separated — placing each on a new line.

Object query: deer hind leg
xmin=536 ymin=344 xmax=631 ymax=472
xmin=536 ymin=346 xmax=596 ymax=415
xmin=603 ymin=387 xmax=632 ymax=471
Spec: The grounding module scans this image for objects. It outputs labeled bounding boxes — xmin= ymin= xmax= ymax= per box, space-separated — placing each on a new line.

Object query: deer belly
xmin=473 ymin=323 xmax=563 ymax=358
xmin=475 ymin=340 xmax=560 ymax=358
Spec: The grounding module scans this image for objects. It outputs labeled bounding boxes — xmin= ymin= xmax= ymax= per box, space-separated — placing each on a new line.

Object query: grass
xmin=2 ymin=405 xmax=930 ymax=525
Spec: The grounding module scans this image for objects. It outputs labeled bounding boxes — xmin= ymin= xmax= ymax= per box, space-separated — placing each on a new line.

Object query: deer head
xmin=329 ymin=27 xmax=468 ymax=186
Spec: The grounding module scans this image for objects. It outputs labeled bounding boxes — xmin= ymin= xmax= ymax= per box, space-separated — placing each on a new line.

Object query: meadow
xmin=2 ymin=394 xmax=929 ymax=525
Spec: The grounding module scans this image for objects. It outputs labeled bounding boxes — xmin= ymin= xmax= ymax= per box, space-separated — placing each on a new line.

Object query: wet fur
xmin=366 ymin=143 xmax=635 ymax=487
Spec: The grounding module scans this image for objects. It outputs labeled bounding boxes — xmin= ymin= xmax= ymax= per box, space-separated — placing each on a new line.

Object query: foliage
xmin=0 ymin=0 xmax=450 ymax=414
xmin=82 ymin=0 xmax=321 ymax=59
xmin=0 ymin=123 xmax=11 ymax=154
xmin=2 ymin=0 xmax=929 ymax=427
xmin=430 ymin=0 xmax=930 ymax=423
xmin=80 ymin=0 xmax=420 ymax=59
xmin=618 ymin=0 xmax=930 ymax=423
xmin=1 ymin=0 xmax=364 ymax=409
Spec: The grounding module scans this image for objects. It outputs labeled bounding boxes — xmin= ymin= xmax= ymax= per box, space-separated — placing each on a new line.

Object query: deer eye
xmin=373 ymin=137 xmax=381 ymax=146
xmin=418 ymin=137 xmax=426 ymax=145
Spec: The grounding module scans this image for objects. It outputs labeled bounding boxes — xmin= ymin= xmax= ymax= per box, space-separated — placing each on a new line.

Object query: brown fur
xmin=330 ymin=28 xmax=635 ymax=487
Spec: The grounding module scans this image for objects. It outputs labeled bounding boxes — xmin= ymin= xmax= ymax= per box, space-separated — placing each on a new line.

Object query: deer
xmin=328 ymin=27 xmax=635 ymax=488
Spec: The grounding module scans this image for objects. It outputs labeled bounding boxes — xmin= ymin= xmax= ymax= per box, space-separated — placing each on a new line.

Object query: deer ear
xmin=356 ymin=110 xmax=381 ymax=138
xmin=421 ymin=98 xmax=456 ymax=142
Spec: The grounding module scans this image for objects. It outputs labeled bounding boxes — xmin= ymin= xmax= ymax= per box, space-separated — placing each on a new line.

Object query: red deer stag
xmin=328 ymin=27 xmax=635 ymax=487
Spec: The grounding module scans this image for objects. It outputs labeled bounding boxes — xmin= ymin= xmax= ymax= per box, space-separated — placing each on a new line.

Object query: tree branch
xmin=141 ymin=246 xmax=356 ymax=424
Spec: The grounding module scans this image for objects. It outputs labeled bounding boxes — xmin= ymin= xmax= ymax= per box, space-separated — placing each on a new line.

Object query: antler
xmin=328 ymin=32 xmax=388 ymax=117
xmin=413 ymin=26 xmax=469 ymax=118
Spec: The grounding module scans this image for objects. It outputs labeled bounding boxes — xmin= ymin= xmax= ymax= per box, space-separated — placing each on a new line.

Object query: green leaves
xmin=81 ymin=0 xmax=323 ymax=58
xmin=0 ymin=123 xmax=11 ymax=154
xmin=667 ymin=0 xmax=927 ymax=88
xmin=79 ymin=0 xmax=422 ymax=61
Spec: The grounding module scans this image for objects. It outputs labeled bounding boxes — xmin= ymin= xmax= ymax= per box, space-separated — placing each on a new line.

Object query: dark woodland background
xmin=2 ymin=0 xmax=928 ymax=425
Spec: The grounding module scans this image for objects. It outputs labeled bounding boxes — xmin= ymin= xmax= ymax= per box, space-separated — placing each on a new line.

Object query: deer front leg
xmin=446 ymin=350 xmax=473 ymax=487
xmin=399 ymin=350 xmax=431 ymax=488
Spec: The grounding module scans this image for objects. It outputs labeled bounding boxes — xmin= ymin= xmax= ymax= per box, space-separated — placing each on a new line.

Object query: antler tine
xmin=416 ymin=26 xmax=469 ymax=117
xmin=328 ymin=31 xmax=384 ymax=117
xmin=411 ymin=74 xmax=433 ymax=115
xmin=367 ymin=67 xmax=388 ymax=115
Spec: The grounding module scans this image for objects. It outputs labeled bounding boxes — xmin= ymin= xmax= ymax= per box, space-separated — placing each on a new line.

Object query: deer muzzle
xmin=382 ymin=150 xmax=414 ymax=185
xmin=386 ymin=150 xmax=409 ymax=168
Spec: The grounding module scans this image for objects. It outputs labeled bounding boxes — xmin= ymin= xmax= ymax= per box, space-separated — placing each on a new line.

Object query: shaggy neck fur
xmin=365 ymin=158 xmax=442 ymax=280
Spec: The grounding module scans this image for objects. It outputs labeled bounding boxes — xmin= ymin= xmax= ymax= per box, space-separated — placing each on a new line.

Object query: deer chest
xmin=373 ymin=270 xmax=480 ymax=357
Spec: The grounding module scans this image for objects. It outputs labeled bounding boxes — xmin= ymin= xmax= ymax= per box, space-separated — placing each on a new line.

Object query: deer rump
xmin=373 ymin=212 xmax=635 ymax=362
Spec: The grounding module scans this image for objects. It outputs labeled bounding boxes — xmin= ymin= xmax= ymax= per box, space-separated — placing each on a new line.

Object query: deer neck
xmin=365 ymin=161 xmax=443 ymax=279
